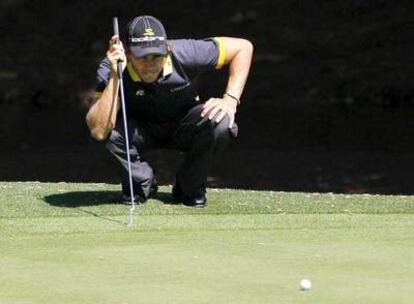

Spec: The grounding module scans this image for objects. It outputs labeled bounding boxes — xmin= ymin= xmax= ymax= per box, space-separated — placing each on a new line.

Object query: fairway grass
xmin=1 ymin=182 xmax=413 ymax=304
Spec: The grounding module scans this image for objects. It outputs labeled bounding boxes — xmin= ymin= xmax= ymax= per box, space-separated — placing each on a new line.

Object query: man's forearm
xmin=201 ymin=38 xmax=253 ymax=128
xmin=86 ymin=75 xmax=120 ymax=140
xmin=224 ymin=39 xmax=254 ymax=101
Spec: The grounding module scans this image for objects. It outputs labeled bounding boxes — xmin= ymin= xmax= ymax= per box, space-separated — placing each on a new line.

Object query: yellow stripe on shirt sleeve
xmin=214 ymin=37 xmax=226 ymax=70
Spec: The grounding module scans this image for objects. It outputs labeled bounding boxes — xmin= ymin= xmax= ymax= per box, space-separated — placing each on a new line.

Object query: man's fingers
xmin=112 ymin=44 xmax=124 ymax=53
xmin=208 ymin=106 xmax=222 ymax=120
xmin=214 ymin=110 xmax=227 ymax=123
xmin=108 ymin=52 xmax=124 ymax=64
xmin=201 ymin=99 xmax=219 ymax=116
xmin=108 ymin=44 xmax=126 ymax=61
xmin=110 ymin=35 xmax=120 ymax=45
xmin=228 ymin=113 xmax=235 ymax=128
xmin=109 ymin=40 xmax=124 ymax=57
xmin=107 ymin=45 xmax=127 ymax=74
xmin=202 ymin=98 xmax=237 ymax=126
xmin=114 ymin=50 xmax=125 ymax=61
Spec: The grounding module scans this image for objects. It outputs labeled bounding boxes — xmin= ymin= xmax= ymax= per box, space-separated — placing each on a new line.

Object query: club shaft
xmin=119 ymin=75 xmax=136 ymax=212
xmin=113 ymin=17 xmax=136 ymax=223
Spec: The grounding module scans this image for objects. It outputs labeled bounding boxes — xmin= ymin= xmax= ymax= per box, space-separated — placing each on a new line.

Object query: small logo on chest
xmin=136 ymin=90 xmax=145 ymax=96
xmin=170 ymin=82 xmax=191 ymax=92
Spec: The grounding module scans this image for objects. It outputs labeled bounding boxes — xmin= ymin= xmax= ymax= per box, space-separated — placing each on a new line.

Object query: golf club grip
xmin=113 ymin=17 xmax=119 ymax=36
xmin=112 ymin=17 xmax=123 ymax=78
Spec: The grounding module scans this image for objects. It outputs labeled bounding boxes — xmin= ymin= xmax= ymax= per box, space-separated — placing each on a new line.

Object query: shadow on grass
xmin=43 ymin=191 xmax=125 ymax=224
xmin=153 ymin=191 xmax=181 ymax=205
xmin=43 ymin=190 xmax=179 ymax=207
xmin=44 ymin=191 xmax=122 ymax=207
xmin=43 ymin=190 xmax=179 ymax=225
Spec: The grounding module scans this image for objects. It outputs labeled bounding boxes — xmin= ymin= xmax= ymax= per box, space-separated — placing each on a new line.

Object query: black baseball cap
xmin=127 ymin=16 xmax=168 ymax=59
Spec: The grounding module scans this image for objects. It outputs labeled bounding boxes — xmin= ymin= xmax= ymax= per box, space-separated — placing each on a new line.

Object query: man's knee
xmin=212 ymin=115 xmax=238 ymax=140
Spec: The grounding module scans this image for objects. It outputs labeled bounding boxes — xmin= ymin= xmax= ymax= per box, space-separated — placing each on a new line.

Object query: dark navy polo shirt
xmin=94 ymin=38 xmax=226 ymax=122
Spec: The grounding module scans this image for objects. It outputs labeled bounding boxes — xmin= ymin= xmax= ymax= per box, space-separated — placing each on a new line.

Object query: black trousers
xmin=105 ymin=104 xmax=238 ymax=199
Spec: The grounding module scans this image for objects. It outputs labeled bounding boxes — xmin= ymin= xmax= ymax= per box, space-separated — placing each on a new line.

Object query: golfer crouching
xmin=86 ymin=15 xmax=253 ymax=207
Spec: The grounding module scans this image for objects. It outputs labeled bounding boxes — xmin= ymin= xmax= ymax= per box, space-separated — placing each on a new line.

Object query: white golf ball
xmin=299 ymin=279 xmax=312 ymax=290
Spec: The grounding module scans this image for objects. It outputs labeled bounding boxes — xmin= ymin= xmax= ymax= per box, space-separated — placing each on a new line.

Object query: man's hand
xmin=201 ymin=96 xmax=238 ymax=128
xmin=107 ymin=35 xmax=127 ymax=76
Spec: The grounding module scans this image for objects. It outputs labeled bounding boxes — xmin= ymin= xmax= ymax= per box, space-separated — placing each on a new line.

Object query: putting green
xmin=1 ymin=182 xmax=413 ymax=303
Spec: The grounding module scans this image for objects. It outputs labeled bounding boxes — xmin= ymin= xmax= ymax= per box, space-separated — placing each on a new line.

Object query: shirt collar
xmin=126 ymin=62 xmax=141 ymax=82
xmin=162 ymin=55 xmax=173 ymax=77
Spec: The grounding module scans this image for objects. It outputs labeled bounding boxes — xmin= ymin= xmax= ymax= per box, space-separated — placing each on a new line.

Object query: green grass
xmin=1 ymin=182 xmax=413 ymax=304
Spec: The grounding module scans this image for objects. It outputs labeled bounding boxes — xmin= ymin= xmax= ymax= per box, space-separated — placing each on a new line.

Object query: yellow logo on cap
xmin=143 ymin=28 xmax=155 ymax=36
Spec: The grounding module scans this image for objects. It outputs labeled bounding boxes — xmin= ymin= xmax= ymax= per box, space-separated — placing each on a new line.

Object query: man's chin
xmin=141 ymin=74 xmax=159 ymax=83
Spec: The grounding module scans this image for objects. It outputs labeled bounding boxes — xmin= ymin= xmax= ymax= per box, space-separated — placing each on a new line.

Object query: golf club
xmin=113 ymin=17 xmax=136 ymax=226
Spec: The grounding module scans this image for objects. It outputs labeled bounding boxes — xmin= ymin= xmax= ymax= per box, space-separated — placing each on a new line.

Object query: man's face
xmin=128 ymin=54 xmax=167 ymax=83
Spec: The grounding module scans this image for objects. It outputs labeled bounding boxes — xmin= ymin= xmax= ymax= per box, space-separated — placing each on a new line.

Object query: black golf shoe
xmin=172 ymin=186 xmax=207 ymax=208
xmin=121 ymin=193 xmax=145 ymax=205
xmin=183 ymin=195 xmax=207 ymax=208
xmin=122 ymin=179 xmax=158 ymax=204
